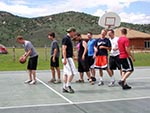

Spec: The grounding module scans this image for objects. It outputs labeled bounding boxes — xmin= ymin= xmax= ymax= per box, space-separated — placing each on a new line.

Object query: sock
xmin=99 ymin=76 xmax=103 ymax=81
xmin=110 ymin=75 xmax=115 ymax=82
xmin=66 ymin=82 xmax=71 ymax=87
xmin=63 ymin=83 xmax=66 ymax=89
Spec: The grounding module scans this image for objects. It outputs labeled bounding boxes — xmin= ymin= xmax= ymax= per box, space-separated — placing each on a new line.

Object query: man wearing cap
xmin=61 ymin=27 xmax=77 ymax=93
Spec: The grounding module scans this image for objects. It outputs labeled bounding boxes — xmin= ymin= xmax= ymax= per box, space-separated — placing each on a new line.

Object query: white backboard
xmin=98 ymin=12 xmax=121 ymax=29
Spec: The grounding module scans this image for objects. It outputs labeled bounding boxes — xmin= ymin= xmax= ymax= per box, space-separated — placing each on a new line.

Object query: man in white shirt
xmin=108 ymin=29 xmax=122 ymax=87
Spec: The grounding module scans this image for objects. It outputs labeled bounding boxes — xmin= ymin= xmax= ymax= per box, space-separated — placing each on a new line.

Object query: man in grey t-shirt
xmin=17 ymin=36 xmax=38 ymax=85
xmin=48 ymin=32 xmax=61 ymax=84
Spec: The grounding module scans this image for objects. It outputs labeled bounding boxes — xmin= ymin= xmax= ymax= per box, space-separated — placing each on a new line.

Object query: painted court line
xmin=36 ymin=78 xmax=73 ymax=104
xmin=74 ymin=96 xmax=150 ymax=105
xmin=1 ymin=96 xmax=150 ymax=110
xmin=129 ymin=77 xmax=150 ymax=80
xmin=0 ymin=103 xmax=71 ymax=110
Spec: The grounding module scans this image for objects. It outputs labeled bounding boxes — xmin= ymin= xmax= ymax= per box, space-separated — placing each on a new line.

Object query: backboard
xmin=98 ymin=12 xmax=121 ymax=29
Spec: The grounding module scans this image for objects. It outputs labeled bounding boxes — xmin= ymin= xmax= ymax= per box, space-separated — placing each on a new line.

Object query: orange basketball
xmin=19 ymin=56 xmax=26 ymax=64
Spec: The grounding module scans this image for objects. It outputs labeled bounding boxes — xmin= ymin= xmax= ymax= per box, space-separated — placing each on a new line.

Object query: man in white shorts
xmin=62 ymin=27 xmax=77 ymax=93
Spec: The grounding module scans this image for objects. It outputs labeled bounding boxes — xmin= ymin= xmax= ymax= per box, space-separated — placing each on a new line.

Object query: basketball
xmin=19 ymin=56 xmax=26 ymax=64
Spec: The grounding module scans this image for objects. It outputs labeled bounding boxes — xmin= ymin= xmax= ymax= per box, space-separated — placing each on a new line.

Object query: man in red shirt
xmin=118 ymin=28 xmax=135 ymax=90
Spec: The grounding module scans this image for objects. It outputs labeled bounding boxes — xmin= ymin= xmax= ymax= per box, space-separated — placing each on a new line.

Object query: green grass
xmin=0 ymin=48 xmax=149 ymax=71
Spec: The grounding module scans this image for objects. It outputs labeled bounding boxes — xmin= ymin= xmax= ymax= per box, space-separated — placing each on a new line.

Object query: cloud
xmin=0 ymin=0 xmax=149 ymax=24
xmin=119 ymin=12 xmax=150 ymax=24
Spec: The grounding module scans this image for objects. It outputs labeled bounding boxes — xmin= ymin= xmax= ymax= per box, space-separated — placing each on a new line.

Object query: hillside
xmin=0 ymin=11 xmax=150 ymax=47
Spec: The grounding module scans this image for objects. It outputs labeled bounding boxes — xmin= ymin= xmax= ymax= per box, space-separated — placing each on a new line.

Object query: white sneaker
xmin=98 ymin=81 xmax=104 ymax=86
xmin=54 ymin=79 xmax=61 ymax=84
xmin=29 ymin=80 xmax=36 ymax=85
xmin=108 ymin=81 xmax=115 ymax=87
xmin=24 ymin=80 xmax=32 ymax=84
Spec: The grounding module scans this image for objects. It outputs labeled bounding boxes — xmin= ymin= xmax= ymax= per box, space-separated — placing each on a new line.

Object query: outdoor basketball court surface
xmin=0 ymin=67 xmax=150 ymax=113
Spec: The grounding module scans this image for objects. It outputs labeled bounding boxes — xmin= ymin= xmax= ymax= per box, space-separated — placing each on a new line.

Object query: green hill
xmin=0 ymin=11 xmax=150 ymax=47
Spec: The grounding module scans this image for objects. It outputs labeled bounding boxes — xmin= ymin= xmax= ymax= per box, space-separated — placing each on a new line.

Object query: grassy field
xmin=0 ymin=48 xmax=149 ymax=71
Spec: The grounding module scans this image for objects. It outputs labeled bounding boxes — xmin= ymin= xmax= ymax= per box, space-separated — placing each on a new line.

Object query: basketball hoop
xmin=98 ymin=12 xmax=121 ymax=29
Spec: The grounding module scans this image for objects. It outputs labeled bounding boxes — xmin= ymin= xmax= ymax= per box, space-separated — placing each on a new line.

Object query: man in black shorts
xmin=48 ymin=32 xmax=61 ymax=84
xmin=118 ymin=28 xmax=135 ymax=90
xmin=108 ymin=29 xmax=121 ymax=87
xmin=75 ymin=33 xmax=94 ymax=85
xmin=87 ymin=32 xmax=96 ymax=81
xmin=17 ymin=36 xmax=38 ymax=85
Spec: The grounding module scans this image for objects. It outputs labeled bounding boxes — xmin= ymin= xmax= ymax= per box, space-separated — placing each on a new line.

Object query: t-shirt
xmin=109 ymin=37 xmax=120 ymax=56
xmin=118 ymin=36 xmax=129 ymax=58
xmin=87 ymin=38 xmax=95 ymax=56
xmin=62 ymin=35 xmax=73 ymax=58
xmin=23 ymin=40 xmax=38 ymax=58
xmin=50 ymin=39 xmax=60 ymax=58
xmin=95 ymin=37 xmax=111 ymax=56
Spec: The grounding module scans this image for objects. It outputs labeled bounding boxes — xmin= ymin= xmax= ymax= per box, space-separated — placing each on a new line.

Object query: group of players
xmin=16 ymin=27 xmax=135 ymax=94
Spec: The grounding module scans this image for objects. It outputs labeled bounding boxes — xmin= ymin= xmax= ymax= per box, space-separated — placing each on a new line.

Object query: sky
xmin=0 ymin=0 xmax=150 ymax=24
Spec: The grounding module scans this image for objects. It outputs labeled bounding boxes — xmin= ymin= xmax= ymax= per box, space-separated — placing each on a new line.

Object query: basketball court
xmin=0 ymin=67 xmax=150 ymax=113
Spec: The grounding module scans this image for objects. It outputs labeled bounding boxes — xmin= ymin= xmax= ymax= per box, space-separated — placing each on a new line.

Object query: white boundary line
xmin=0 ymin=96 xmax=150 ymax=110
xmin=74 ymin=96 xmax=150 ymax=105
xmin=0 ymin=103 xmax=71 ymax=110
xmin=129 ymin=77 xmax=150 ymax=80
xmin=36 ymin=78 xmax=73 ymax=104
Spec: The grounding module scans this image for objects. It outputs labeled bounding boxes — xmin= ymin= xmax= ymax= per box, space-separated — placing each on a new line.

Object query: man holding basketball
xmin=17 ymin=36 xmax=38 ymax=85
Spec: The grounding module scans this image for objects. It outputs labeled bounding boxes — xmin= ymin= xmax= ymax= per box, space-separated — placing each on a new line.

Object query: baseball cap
xmin=66 ymin=27 xmax=76 ymax=33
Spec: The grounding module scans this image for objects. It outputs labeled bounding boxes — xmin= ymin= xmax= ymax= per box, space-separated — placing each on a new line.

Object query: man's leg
xmin=98 ymin=69 xmax=104 ymax=86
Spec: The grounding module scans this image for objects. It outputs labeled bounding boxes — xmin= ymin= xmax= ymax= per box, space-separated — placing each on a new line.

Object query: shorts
xmin=27 ymin=55 xmax=38 ymax=70
xmin=62 ymin=58 xmax=77 ymax=76
xmin=50 ymin=56 xmax=59 ymax=67
xmin=88 ymin=56 xmax=95 ymax=68
xmin=109 ymin=55 xmax=121 ymax=70
xmin=120 ymin=57 xmax=134 ymax=72
xmin=78 ymin=58 xmax=89 ymax=72
xmin=95 ymin=56 xmax=108 ymax=69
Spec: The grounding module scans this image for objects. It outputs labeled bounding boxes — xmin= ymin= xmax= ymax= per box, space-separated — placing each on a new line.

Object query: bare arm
xmin=62 ymin=45 xmax=67 ymax=65
xmin=126 ymin=46 xmax=135 ymax=62
xmin=52 ymin=48 xmax=57 ymax=62
xmin=23 ymin=49 xmax=32 ymax=59
xmin=93 ymin=46 xmax=98 ymax=58
xmin=82 ymin=41 xmax=87 ymax=60
xmin=99 ymin=46 xmax=111 ymax=51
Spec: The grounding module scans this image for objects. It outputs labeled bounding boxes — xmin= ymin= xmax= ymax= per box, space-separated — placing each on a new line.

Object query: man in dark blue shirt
xmin=94 ymin=29 xmax=114 ymax=86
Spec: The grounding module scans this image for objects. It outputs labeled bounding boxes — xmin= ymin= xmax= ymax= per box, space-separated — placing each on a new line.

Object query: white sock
xmin=110 ymin=75 xmax=115 ymax=82
xmin=99 ymin=76 xmax=103 ymax=81
xmin=66 ymin=82 xmax=71 ymax=87
xmin=63 ymin=83 xmax=66 ymax=89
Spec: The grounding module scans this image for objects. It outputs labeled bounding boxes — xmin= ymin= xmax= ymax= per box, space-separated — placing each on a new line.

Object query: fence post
xmin=12 ymin=46 xmax=16 ymax=62
xmin=44 ymin=45 xmax=47 ymax=61
xmin=131 ymin=45 xmax=134 ymax=57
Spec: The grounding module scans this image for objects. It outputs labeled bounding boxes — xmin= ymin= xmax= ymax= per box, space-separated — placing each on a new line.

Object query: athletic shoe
xmin=91 ymin=76 xmax=96 ymax=81
xmin=48 ymin=78 xmax=56 ymax=83
xmin=62 ymin=88 xmax=69 ymax=93
xmin=54 ymin=79 xmax=61 ymax=84
xmin=98 ymin=81 xmax=104 ymax=86
xmin=24 ymin=80 xmax=32 ymax=84
xmin=67 ymin=86 xmax=74 ymax=93
xmin=76 ymin=79 xmax=84 ymax=83
xmin=123 ymin=84 xmax=132 ymax=90
xmin=29 ymin=80 xmax=36 ymax=85
xmin=108 ymin=81 xmax=115 ymax=87
xmin=118 ymin=80 xmax=124 ymax=87
xmin=89 ymin=79 xmax=94 ymax=85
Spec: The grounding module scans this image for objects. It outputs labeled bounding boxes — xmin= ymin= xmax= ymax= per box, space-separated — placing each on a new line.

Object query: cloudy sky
xmin=0 ymin=0 xmax=149 ymax=24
